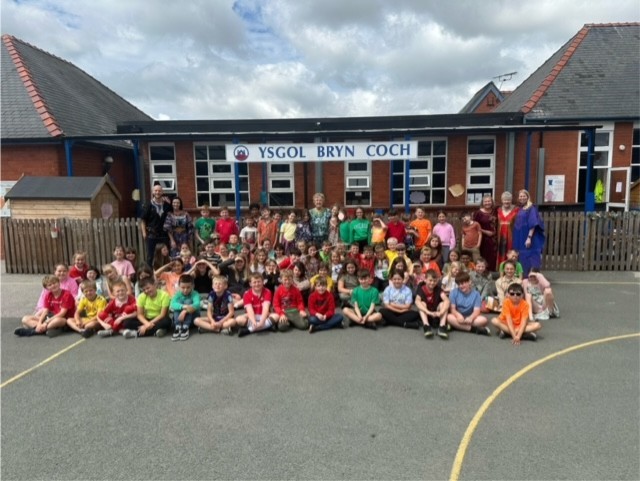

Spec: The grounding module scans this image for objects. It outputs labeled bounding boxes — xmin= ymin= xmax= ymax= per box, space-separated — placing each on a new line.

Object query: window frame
xmin=148 ymin=143 xmax=177 ymax=194
xmin=344 ymin=158 xmax=372 ymax=207
xmin=393 ymin=138 xmax=447 ymax=207
xmin=466 ymin=136 xmax=495 ymax=204
xmin=576 ymin=125 xmax=613 ymax=203
xmin=193 ymin=142 xmax=250 ymax=208
xmin=267 ymin=162 xmax=295 ymax=208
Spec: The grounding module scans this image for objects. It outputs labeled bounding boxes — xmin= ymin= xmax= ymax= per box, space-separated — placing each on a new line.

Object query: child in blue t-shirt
xmin=446 ymin=272 xmax=490 ymax=336
xmin=194 ymin=275 xmax=236 ymax=335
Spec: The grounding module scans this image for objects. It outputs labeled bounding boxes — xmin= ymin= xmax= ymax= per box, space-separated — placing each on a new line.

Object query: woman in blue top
xmin=512 ymin=189 xmax=545 ymax=276
xmin=309 ymin=193 xmax=332 ymax=244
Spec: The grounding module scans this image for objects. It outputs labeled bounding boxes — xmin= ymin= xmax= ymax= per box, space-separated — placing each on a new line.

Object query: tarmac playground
xmin=1 ymin=270 xmax=639 ymax=480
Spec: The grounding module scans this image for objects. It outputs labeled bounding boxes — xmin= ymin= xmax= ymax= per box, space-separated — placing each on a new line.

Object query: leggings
xmin=379 ymin=308 xmax=420 ymax=328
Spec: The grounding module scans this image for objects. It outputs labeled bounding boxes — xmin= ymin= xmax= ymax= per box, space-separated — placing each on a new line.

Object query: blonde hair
xmin=518 ymin=189 xmax=533 ymax=210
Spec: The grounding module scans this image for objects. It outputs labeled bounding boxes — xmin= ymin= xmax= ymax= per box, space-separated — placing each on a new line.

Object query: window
xmin=149 ymin=143 xmax=177 ymax=194
xmin=268 ymin=162 xmax=295 ymax=208
xmin=392 ymin=139 xmax=447 ymax=206
xmin=577 ymin=128 xmax=612 ymax=203
xmin=466 ymin=137 xmax=494 ymax=204
xmin=632 ymin=127 xmax=640 ymax=183
xmin=194 ymin=143 xmax=249 ymax=208
xmin=345 ymin=160 xmax=371 ymax=207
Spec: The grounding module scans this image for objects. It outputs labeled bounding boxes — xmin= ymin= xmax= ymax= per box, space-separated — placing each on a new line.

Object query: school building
xmin=1 ymin=23 xmax=639 ymax=219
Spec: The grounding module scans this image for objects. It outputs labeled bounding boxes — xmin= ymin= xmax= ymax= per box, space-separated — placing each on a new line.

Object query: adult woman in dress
xmin=496 ymin=191 xmax=519 ymax=268
xmin=513 ymin=189 xmax=545 ymax=276
xmin=473 ymin=194 xmax=498 ymax=271
xmin=163 ymin=197 xmax=194 ymax=258
xmin=309 ymin=192 xmax=332 ymax=245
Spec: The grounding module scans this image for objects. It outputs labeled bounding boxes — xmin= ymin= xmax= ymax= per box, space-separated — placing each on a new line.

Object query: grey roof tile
xmin=1 ymin=35 xmax=153 ymax=140
xmin=496 ymin=24 xmax=640 ymax=120
xmin=5 ymin=176 xmax=121 ymax=200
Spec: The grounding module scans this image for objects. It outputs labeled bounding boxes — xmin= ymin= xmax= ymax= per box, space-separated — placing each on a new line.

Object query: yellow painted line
xmin=449 ymin=332 xmax=640 ymax=481
xmin=0 ymin=339 xmax=85 ymax=389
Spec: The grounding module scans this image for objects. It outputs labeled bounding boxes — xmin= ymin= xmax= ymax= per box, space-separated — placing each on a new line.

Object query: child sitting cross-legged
xmin=96 ymin=280 xmax=137 ymax=337
xmin=491 ymin=282 xmax=541 ymax=344
xmin=169 ymin=274 xmax=201 ymax=341
xmin=269 ymin=270 xmax=308 ymax=332
xmin=16 ymin=275 xmax=76 ymax=337
xmin=342 ymin=269 xmax=383 ymax=330
xmin=126 ymin=277 xmax=172 ymax=339
xmin=415 ymin=269 xmax=450 ymax=340
xmin=66 ymin=280 xmax=107 ymax=338
xmin=236 ymin=273 xmax=274 ymax=338
xmin=308 ymin=277 xmax=345 ymax=333
xmin=194 ymin=275 xmax=236 ymax=335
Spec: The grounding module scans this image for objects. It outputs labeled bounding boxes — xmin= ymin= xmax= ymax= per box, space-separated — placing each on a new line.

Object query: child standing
xmin=96 ymin=280 xmax=137 ymax=337
xmin=432 ymin=210 xmax=456 ymax=264
xmin=215 ymin=207 xmax=239 ymax=244
xmin=257 ymin=207 xmax=279 ymax=248
xmin=239 ymin=216 xmax=258 ymax=251
xmin=415 ymin=269 xmax=450 ymax=339
xmin=17 ymin=275 xmax=75 ymax=337
xmin=270 ymin=270 xmax=308 ymax=331
xmin=342 ymin=270 xmax=383 ymax=329
xmin=67 ymin=280 xmax=107 ymax=338
xmin=194 ymin=204 xmax=216 ymax=248
xmin=308 ymin=278 xmax=345 ymax=333
xmin=169 ymin=274 xmax=201 ymax=341
xmin=409 ymin=207 xmax=432 ymax=258
xmin=236 ymin=273 xmax=274 ymax=337
xmin=491 ymin=283 xmax=541 ymax=343
xmin=280 ymin=212 xmax=298 ymax=254
xmin=194 ymin=275 xmax=236 ymax=334
xmin=461 ymin=212 xmax=482 ymax=262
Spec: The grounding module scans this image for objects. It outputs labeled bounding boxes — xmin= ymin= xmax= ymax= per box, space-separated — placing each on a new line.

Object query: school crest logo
xmin=234 ymin=145 xmax=249 ymax=161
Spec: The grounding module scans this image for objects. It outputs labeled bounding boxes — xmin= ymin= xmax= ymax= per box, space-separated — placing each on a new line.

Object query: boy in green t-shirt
xmin=194 ymin=204 xmax=216 ymax=250
xmin=126 ymin=277 xmax=172 ymax=338
xmin=342 ymin=270 xmax=382 ymax=330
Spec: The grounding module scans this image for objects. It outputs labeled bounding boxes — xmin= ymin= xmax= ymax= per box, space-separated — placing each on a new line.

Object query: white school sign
xmin=225 ymin=141 xmax=418 ymax=162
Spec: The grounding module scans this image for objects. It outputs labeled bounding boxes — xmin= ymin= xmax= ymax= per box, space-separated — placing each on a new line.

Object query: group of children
xmin=15 ymin=205 xmax=559 ymax=345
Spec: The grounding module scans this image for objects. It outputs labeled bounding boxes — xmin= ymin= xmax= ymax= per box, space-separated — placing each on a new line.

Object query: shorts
xmin=248 ymin=314 xmax=273 ymax=333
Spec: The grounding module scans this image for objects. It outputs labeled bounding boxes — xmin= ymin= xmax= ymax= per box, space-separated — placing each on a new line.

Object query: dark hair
xmin=139 ymin=277 xmax=155 ymax=289
xmin=425 ymin=269 xmax=439 ymax=279
xmin=388 ymin=269 xmax=405 ymax=280
xmin=460 ymin=249 xmax=473 ymax=258
xmin=289 ymin=247 xmax=302 ymax=256
xmin=179 ymin=274 xmax=193 ymax=285
xmin=87 ymin=265 xmax=101 ymax=279
xmin=455 ymin=272 xmax=471 ymax=284
xmin=507 ymin=282 xmax=524 ymax=295
xmin=357 ymin=269 xmax=371 ymax=279
xmin=293 ymin=261 xmax=307 ymax=278
xmin=171 ymin=196 xmax=184 ymax=210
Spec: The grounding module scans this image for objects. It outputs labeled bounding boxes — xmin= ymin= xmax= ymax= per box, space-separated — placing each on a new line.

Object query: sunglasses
xmin=508 ymin=291 xmax=522 ymax=297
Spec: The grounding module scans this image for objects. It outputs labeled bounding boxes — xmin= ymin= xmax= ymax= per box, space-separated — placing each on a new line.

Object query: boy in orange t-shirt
xmin=491 ymin=282 xmax=541 ymax=345
xmin=409 ymin=207 xmax=432 ymax=255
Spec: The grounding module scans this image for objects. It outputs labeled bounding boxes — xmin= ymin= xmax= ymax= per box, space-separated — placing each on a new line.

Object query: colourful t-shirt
xmin=76 ymin=295 xmax=107 ymax=319
xmin=170 ymin=290 xmax=201 ymax=312
xmin=112 ymin=259 xmax=135 ymax=278
xmin=242 ymin=288 xmax=272 ymax=315
xmin=273 ymin=285 xmax=305 ymax=315
xmin=350 ymin=218 xmax=371 ymax=243
xmin=410 ymin=218 xmax=432 ymax=250
xmin=499 ymin=298 xmax=530 ymax=327
xmin=195 ymin=217 xmax=216 ymax=242
xmin=462 ymin=221 xmax=482 ymax=249
xmin=207 ymin=290 xmax=233 ymax=319
xmin=382 ymin=284 xmax=413 ymax=305
xmin=280 ymin=222 xmax=297 ymax=242
xmin=351 ymin=285 xmax=380 ymax=312
xmin=449 ymin=288 xmax=481 ymax=316
xmin=98 ymin=295 xmax=137 ymax=320
xmin=308 ymin=290 xmax=336 ymax=317
xmin=416 ymin=282 xmax=445 ymax=311
xmin=44 ymin=289 xmax=76 ymax=317
xmin=137 ymin=289 xmax=171 ymax=320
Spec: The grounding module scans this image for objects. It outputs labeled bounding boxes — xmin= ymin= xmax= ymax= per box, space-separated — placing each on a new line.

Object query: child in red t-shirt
xmin=97 ymin=280 xmax=138 ymax=336
xmin=270 ymin=270 xmax=307 ymax=331
xmin=16 ymin=275 xmax=75 ymax=337
xmin=236 ymin=273 xmax=273 ymax=337
xmin=308 ymin=278 xmax=344 ymax=333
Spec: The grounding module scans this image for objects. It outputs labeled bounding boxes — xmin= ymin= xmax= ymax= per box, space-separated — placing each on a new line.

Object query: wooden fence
xmin=2 ymin=212 xmax=639 ymax=274
xmin=2 ymin=217 xmax=145 ymax=274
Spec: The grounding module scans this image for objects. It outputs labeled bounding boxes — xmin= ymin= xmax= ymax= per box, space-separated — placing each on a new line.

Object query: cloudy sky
xmin=2 ymin=0 xmax=638 ymax=120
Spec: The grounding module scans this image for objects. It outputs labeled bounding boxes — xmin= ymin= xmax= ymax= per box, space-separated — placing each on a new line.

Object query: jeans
xmin=173 ymin=311 xmax=196 ymax=329
xmin=309 ymin=314 xmax=343 ymax=331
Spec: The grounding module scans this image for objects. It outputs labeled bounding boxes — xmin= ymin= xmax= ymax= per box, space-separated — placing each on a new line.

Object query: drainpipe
xmin=585 ymin=128 xmax=596 ymax=212
xmin=403 ymin=134 xmax=411 ymax=214
xmin=504 ymin=132 xmax=515 ymax=194
xmin=233 ymin=137 xmax=241 ymax=222
xmin=524 ymin=131 xmax=532 ymax=191
xmin=132 ymin=140 xmax=143 ymax=217
xmin=64 ymin=139 xmax=74 ymax=176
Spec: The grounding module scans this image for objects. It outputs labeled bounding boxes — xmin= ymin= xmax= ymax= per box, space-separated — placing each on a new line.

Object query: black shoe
xmin=364 ymin=322 xmax=377 ymax=330
xmin=523 ymin=332 xmax=537 ymax=341
xmin=238 ymin=328 xmax=251 ymax=338
xmin=437 ymin=327 xmax=449 ymax=340
xmin=14 ymin=327 xmax=36 ymax=337
xmin=180 ymin=326 xmax=190 ymax=341
xmin=424 ymin=326 xmax=434 ymax=338
xmin=475 ymin=326 xmax=491 ymax=336
xmin=46 ymin=328 xmax=63 ymax=338
xmin=172 ymin=326 xmax=181 ymax=342
xmin=81 ymin=329 xmax=94 ymax=339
